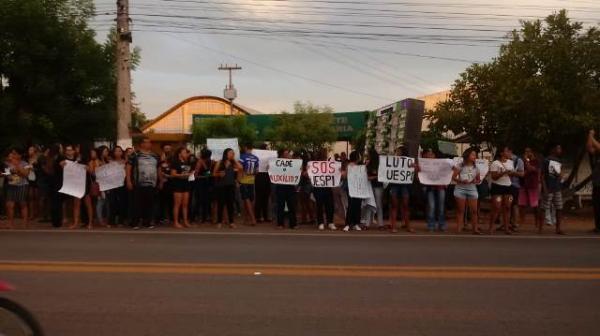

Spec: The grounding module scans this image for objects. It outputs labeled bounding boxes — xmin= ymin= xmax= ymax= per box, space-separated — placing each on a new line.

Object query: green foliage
xmin=192 ymin=116 xmax=257 ymax=146
xmin=267 ymin=102 xmax=337 ymax=153
xmin=428 ymin=10 xmax=600 ymax=154
xmin=0 ymin=0 xmax=142 ymax=149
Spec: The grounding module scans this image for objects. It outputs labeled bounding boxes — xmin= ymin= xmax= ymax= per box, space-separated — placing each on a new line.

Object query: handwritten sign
xmin=418 ymin=158 xmax=455 ymax=185
xmin=59 ymin=161 xmax=87 ymax=199
xmin=95 ymin=162 xmax=126 ymax=192
xmin=207 ymin=138 xmax=239 ymax=161
xmin=252 ymin=149 xmax=278 ymax=173
xmin=268 ymin=159 xmax=302 ymax=185
xmin=348 ymin=165 xmax=374 ymax=199
xmin=307 ymin=161 xmax=342 ymax=187
xmin=378 ymin=155 xmax=415 ymax=184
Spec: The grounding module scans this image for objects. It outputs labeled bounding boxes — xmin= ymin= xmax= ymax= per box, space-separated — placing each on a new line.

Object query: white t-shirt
xmin=490 ymin=159 xmax=514 ymax=186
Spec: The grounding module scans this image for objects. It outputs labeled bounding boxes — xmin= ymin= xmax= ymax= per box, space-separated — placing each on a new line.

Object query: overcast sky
xmin=91 ymin=0 xmax=600 ymax=118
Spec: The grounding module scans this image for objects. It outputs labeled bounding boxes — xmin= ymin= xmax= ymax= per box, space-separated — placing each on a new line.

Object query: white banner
xmin=348 ymin=165 xmax=374 ymax=199
xmin=268 ymin=158 xmax=302 ymax=185
xmin=476 ymin=159 xmax=490 ymax=180
xmin=418 ymin=158 xmax=455 ymax=185
xmin=307 ymin=161 xmax=342 ymax=187
xmin=252 ymin=149 xmax=278 ymax=173
xmin=95 ymin=162 xmax=126 ymax=192
xmin=59 ymin=161 xmax=87 ymax=199
xmin=378 ymin=155 xmax=415 ymax=184
xmin=207 ymin=138 xmax=239 ymax=161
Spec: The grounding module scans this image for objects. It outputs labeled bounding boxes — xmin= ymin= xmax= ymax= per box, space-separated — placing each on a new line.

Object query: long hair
xmin=221 ymin=148 xmax=233 ymax=165
xmin=462 ymin=147 xmax=477 ymax=165
xmin=367 ymin=148 xmax=379 ymax=171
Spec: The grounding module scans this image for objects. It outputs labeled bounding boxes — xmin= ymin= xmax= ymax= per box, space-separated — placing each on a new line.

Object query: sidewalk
xmin=1 ymin=208 xmax=597 ymax=236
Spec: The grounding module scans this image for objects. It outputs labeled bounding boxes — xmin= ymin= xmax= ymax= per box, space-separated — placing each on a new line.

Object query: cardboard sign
xmin=418 ymin=158 xmax=455 ymax=185
xmin=59 ymin=161 xmax=87 ymax=199
xmin=268 ymin=158 xmax=302 ymax=185
xmin=252 ymin=149 xmax=278 ymax=173
xmin=378 ymin=155 xmax=415 ymax=184
xmin=207 ymin=138 xmax=239 ymax=161
xmin=95 ymin=162 xmax=126 ymax=192
xmin=348 ymin=165 xmax=374 ymax=199
xmin=307 ymin=161 xmax=342 ymax=188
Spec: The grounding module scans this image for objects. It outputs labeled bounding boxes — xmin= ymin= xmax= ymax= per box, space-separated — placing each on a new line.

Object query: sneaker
xmin=147 ymin=225 xmax=155 ymax=229
xmin=353 ymin=225 xmax=362 ymax=231
xmin=318 ymin=224 xmax=325 ymax=231
xmin=328 ymin=223 xmax=337 ymax=231
xmin=343 ymin=225 xmax=350 ymax=232
xmin=133 ymin=226 xmax=140 ymax=230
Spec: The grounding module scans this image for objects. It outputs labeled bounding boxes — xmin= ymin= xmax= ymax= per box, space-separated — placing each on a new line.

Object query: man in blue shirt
xmin=239 ymin=143 xmax=259 ymax=226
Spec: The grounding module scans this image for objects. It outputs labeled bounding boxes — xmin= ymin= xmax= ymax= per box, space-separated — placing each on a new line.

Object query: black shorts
xmin=240 ymin=184 xmax=255 ymax=201
xmin=490 ymin=184 xmax=512 ymax=196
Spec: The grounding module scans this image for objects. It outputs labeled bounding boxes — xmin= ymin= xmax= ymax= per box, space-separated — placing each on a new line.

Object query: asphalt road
xmin=1 ymin=230 xmax=599 ymax=336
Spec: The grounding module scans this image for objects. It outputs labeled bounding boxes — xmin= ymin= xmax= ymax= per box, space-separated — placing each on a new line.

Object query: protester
xmin=389 ymin=146 xmax=414 ymax=233
xmin=158 ymin=144 xmax=173 ymax=226
xmin=126 ymin=137 xmax=161 ymax=230
xmin=312 ymin=150 xmax=336 ymax=231
xmin=91 ymin=146 xmax=110 ymax=227
xmin=540 ymin=143 xmax=566 ymax=235
xmin=254 ymin=144 xmax=272 ymax=223
xmin=453 ymin=148 xmax=481 ymax=234
xmin=3 ymin=148 xmax=31 ymax=228
xmin=213 ymin=148 xmax=242 ymax=228
xmin=194 ymin=149 xmax=215 ymax=224
xmin=274 ymin=148 xmax=298 ymax=229
xmin=26 ymin=145 xmax=41 ymax=221
xmin=363 ymin=148 xmax=384 ymax=230
xmin=421 ymin=149 xmax=447 ymax=232
xmin=107 ymin=146 xmax=128 ymax=226
xmin=509 ymin=149 xmax=525 ymax=230
xmin=519 ymin=147 xmax=542 ymax=230
xmin=239 ymin=143 xmax=259 ymax=226
xmin=489 ymin=146 xmax=516 ymax=235
xmin=169 ymin=147 xmax=193 ymax=229
xmin=65 ymin=144 xmax=94 ymax=229
xmin=587 ymin=130 xmax=600 ymax=234
xmin=342 ymin=150 xmax=363 ymax=232
xmin=297 ymin=152 xmax=315 ymax=225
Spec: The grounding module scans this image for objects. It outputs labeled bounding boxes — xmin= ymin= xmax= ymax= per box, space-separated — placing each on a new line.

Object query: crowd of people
xmin=1 ymin=130 xmax=599 ymax=235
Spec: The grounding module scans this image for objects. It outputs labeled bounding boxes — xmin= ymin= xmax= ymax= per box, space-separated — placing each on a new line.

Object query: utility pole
xmin=218 ymin=64 xmax=242 ymax=115
xmin=116 ymin=0 xmax=132 ymax=148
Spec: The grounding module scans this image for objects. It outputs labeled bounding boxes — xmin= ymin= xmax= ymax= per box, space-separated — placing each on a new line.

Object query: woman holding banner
xmin=342 ymin=151 xmax=363 ymax=232
xmin=489 ymin=146 xmax=516 ymax=235
xmin=389 ymin=146 xmax=415 ymax=233
xmin=452 ymin=148 xmax=481 ymax=234
xmin=363 ymin=148 xmax=384 ymax=230
xmin=311 ymin=150 xmax=337 ymax=231
xmin=421 ymin=149 xmax=448 ymax=232
xmin=213 ymin=148 xmax=242 ymax=228
xmin=107 ymin=146 xmax=128 ymax=227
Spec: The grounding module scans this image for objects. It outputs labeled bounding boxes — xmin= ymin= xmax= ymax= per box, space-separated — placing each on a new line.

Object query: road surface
xmin=1 ymin=230 xmax=599 ymax=335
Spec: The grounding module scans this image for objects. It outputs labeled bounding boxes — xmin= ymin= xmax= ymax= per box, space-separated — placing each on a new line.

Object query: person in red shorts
xmin=519 ymin=147 xmax=542 ymax=230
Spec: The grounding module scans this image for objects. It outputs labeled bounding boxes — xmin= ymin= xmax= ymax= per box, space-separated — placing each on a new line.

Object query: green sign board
xmin=193 ymin=111 xmax=368 ymax=141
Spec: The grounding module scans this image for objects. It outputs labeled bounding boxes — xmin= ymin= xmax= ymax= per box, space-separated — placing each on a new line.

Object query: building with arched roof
xmin=141 ymin=95 xmax=254 ymax=147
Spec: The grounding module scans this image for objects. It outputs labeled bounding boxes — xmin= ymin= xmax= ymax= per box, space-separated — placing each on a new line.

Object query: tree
xmin=267 ymin=102 xmax=337 ymax=153
xmin=192 ymin=116 xmax=257 ymax=146
xmin=0 ymin=0 xmax=141 ymax=148
xmin=428 ymin=10 xmax=600 ymax=155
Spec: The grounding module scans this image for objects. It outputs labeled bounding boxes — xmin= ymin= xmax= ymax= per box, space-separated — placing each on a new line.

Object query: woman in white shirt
xmin=489 ymin=146 xmax=516 ymax=234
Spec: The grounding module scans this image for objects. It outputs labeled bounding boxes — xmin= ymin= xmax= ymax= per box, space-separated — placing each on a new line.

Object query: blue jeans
xmin=426 ymin=188 xmax=446 ymax=230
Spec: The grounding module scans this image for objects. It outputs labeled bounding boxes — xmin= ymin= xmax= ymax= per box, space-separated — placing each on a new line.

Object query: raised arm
xmin=587 ymin=130 xmax=600 ymax=154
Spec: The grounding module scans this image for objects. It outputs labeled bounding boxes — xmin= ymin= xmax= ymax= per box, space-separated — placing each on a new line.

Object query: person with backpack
xmin=126 ymin=136 xmax=161 ymax=230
